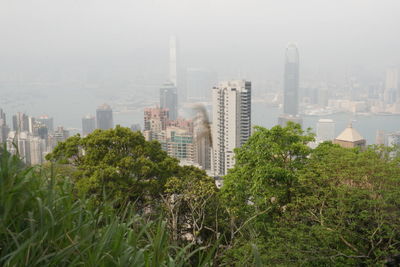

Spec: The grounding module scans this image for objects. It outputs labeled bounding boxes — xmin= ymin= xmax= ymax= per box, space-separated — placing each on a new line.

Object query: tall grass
xmin=0 ymin=147 xmax=211 ymax=266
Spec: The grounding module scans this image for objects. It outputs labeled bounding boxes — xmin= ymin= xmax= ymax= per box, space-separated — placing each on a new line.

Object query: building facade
xmin=165 ymin=127 xmax=194 ymax=162
xmin=160 ymin=81 xmax=178 ymax=120
xmin=212 ymin=80 xmax=251 ymax=176
xmin=384 ymin=68 xmax=399 ymax=105
xmin=82 ymin=115 xmax=96 ymax=137
xmin=0 ymin=109 xmax=10 ymax=143
xmin=36 ymin=115 xmax=54 ymax=133
xmin=143 ymin=107 xmax=169 ymax=141
xmin=283 ymin=43 xmax=300 ymax=116
xmin=96 ymin=104 xmax=113 ymax=130
xmin=12 ymin=112 xmax=29 ymax=132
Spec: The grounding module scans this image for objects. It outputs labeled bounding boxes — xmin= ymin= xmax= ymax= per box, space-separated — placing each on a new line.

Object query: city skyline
xmin=0 ymin=0 xmax=399 ymax=151
xmin=1 ymin=30 xmax=397 ymax=141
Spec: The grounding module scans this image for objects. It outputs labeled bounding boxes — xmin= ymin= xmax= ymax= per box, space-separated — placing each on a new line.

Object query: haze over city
xmin=1 ymin=0 xmax=399 ymax=80
xmin=1 ymin=0 xmax=400 ymax=143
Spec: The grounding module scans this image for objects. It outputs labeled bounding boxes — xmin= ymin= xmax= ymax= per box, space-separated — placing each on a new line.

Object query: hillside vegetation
xmin=1 ymin=124 xmax=400 ymax=266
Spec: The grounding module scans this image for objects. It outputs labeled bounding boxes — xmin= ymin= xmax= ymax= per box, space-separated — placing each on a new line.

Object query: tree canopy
xmin=220 ymin=126 xmax=400 ymax=266
xmin=46 ymin=126 xmax=183 ymax=205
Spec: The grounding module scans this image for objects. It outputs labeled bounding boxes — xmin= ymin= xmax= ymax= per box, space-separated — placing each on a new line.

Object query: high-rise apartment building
xmin=29 ymin=136 xmax=46 ymax=165
xmin=0 ymin=109 xmax=9 ymax=143
xmin=7 ymin=132 xmax=31 ymax=164
xmin=160 ymin=81 xmax=178 ymax=120
xmin=283 ymin=43 xmax=300 ymax=116
xmin=12 ymin=112 xmax=29 ymax=132
xmin=0 ymin=109 xmax=6 ymax=126
xmin=384 ymin=68 xmax=399 ymax=104
xmin=165 ymin=127 xmax=194 ymax=162
xmin=36 ymin=115 xmax=54 ymax=133
xmin=96 ymin=104 xmax=113 ymax=130
xmin=50 ymin=126 xmax=70 ymax=148
xmin=32 ymin=122 xmax=48 ymax=140
xmin=142 ymin=107 xmax=196 ymax=163
xmin=212 ymin=80 xmax=251 ymax=176
xmin=316 ymin=119 xmax=335 ymax=142
xmin=143 ymin=107 xmax=169 ymax=141
xmin=82 ymin=115 xmax=96 ymax=136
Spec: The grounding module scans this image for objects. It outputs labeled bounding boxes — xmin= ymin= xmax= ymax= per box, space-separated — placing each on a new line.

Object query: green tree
xmin=46 ymin=126 xmax=181 ymax=206
xmin=218 ymin=123 xmax=314 ymax=264
xmin=221 ymin=123 xmax=314 ymax=220
xmin=257 ymin=143 xmax=400 ymax=265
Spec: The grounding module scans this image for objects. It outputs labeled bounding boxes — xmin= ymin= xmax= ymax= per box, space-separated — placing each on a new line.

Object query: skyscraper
xmin=96 ymin=104 xmax=113 ymax=130
xmin=169 ymin=35 xmax=178 ymax=87
xmin=0 ymin=109 xmax=9 ymax=144
xmin=165 ymin=126 xmax=194 ymax=163
xmin=82 ymin=115 xmax=96 ymax=136
xmin=212 ymin=80 xmax=251 ymax=176
xmin=51 ymin=126 xmax=70 ymax=147
xmin=143 ymin=107 xmax=169 ymax=141
xmin=384 ymin=68 xmax=399 ymax=105
xmin=283 ymin=43 xmax=300 ymax=116
xmin=160 ymin=81 xmax=178 ymax=120
xmin=12 ymin=112 xmax=29 ymax=132
xmin=169 ymin=35 xmax=186 ymax=103
xmin=0 ymin=109 xmax=6 ymax=126
xmin=36 ymin=115 xmax=54 ymax=133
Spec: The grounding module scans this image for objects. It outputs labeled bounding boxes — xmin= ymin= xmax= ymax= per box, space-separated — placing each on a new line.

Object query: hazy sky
xmin=1 ymin=0 xmax=399 ymax=81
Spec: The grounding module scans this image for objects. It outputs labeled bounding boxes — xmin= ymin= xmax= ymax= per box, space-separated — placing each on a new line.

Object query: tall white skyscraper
xmin=169 ymin=35 xmax=178 ymax=87
xmin=212 ymin=80 xmax=251 ymax=176
xmin=169 ymin=35 xmax=187 ymax=103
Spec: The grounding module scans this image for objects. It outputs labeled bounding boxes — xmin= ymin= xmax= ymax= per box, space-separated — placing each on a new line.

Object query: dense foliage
xmin=0 ymin=147 xmax=214 ymax=266
xmin=221 ymin=124 xmax=400 ymax=266
xmin=46 ymin=126 xmax=182 ymax=205
xmin=2 ymin=124 xmax=400 ymax=266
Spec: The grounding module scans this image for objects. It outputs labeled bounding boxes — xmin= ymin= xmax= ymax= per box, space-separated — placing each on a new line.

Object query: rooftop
xmin=335 ymin=124 xmax=365 ymax=142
